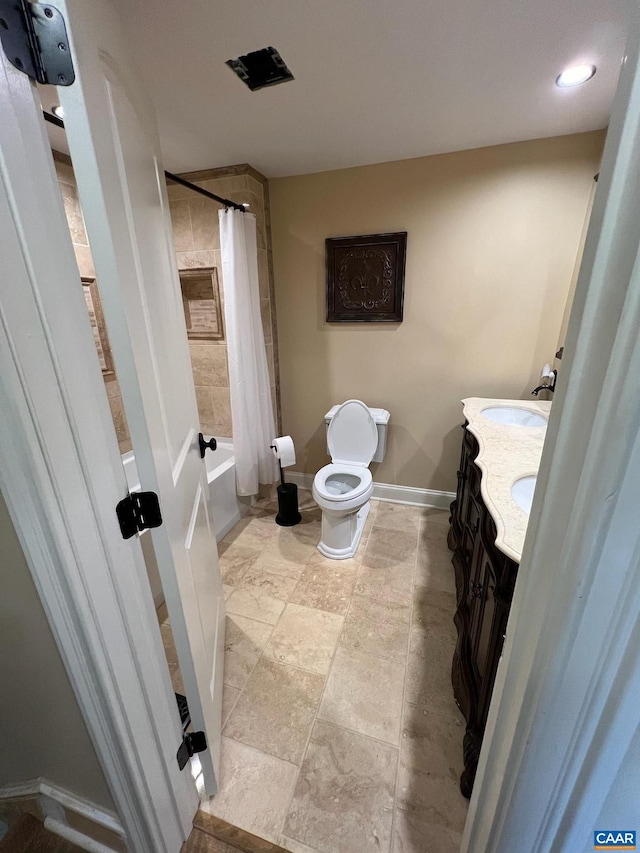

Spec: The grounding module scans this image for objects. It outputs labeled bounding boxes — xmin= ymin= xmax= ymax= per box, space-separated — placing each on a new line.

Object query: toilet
xmin=312 ymin=400 xmax=390 ymax=560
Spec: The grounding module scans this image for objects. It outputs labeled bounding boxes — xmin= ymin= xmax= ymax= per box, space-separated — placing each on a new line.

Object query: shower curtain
xmin=219 ymin=209 xmax=277 ymax=495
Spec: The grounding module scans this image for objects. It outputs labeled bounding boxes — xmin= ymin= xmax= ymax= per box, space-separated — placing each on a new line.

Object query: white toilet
xmin=312 ymin=400 xmax=390 ymax=560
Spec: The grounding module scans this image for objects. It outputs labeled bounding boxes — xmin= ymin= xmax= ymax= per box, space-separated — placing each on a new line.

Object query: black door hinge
xmin=116 ymin=491 xmax=163 ymax=540
xmin=0 ymin=0 xmax=74 ymax=85
xmin=177 ymin=731 xmax=207 ymax=771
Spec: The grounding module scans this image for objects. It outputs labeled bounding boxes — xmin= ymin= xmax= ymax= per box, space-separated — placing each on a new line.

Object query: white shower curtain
xmin=219 ymin=209 xmax=277 ymax=495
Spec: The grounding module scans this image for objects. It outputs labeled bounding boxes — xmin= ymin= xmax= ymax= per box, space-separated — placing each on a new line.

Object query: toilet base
xmin=317 ymin=500 xmax=370 ymax=560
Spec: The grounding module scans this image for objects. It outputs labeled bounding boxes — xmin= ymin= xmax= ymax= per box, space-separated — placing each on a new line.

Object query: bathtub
xmin=121 ymin=437 xmax=252 ymax=544
xmin=204 ymin=438 xmax=254 ymax=541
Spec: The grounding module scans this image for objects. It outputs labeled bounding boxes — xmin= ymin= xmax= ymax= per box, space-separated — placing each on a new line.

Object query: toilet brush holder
xmin=276 ymin=482 xmax=301 ymax=527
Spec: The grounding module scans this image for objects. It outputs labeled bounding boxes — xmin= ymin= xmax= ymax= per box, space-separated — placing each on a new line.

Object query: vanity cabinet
xmin=448 ymin=423 xmax=519 ymax=798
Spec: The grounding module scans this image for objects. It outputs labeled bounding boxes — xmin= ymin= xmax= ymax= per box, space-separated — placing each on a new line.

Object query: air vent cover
xmin=226 ymin=47 xmax=294 ymax=91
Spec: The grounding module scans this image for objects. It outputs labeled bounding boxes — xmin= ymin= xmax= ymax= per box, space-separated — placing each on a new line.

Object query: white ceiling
xmin=73 ymin=1 xmax=630 ymax=177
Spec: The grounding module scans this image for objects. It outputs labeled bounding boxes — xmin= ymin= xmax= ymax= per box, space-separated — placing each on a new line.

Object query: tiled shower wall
xmin=54 ymin=152 xmax=133 ymax=454
xmin=167 ymin=165 xmax=282 ymax=437
xmin=54 ymin=153 xmax=281 ymax=453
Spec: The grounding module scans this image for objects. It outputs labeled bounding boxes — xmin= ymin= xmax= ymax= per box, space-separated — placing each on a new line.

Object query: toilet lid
xmin=327 ymin=400 xmax=378 ymax=466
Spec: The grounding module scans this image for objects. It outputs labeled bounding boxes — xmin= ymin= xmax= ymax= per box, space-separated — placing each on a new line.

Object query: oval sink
xmin=512 ymin=476 xmax=537 ymax=515
xmin=482 ymin=406 xmax=548 ymax=428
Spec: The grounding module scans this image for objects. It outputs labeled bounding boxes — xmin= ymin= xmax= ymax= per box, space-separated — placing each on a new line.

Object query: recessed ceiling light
xmin=51 ymin=104 xmax=64 ymax=118
xmin=555 ymin=65 xmax=596 ymax=88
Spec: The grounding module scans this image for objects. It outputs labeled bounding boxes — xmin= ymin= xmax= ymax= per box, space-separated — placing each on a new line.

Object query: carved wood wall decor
xmin=179 ymin=267 xmax=224 ymax=341
xmin=325 ymin=232 xmax=407 ymax=323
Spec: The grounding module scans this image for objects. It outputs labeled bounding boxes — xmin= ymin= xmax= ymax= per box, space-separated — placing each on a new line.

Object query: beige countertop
xmin=461 ymin=397 xmax=552 ymax=563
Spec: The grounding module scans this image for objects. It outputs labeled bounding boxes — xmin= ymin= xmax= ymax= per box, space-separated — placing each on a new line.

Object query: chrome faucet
xmin=531 ymin=369 xmax=557 ymax=396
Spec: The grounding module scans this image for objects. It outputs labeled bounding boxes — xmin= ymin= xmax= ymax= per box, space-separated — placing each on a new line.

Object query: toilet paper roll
xmin=271 ymin=435 xmax=296 ymax=468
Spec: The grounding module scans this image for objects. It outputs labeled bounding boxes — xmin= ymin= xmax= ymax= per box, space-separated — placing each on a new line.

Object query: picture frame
xmin=82 ymin=277 xmax=115 ymax=377
xmin=325 ymin=232 xmax=407 ymax=323
xmin=179 ymin=267 xmax=224 ymax=341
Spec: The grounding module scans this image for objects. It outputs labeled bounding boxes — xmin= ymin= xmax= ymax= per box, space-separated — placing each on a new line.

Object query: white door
xmin=55 ymin=0 xmax=224 ymax=792
xmin=0 ymin=50 xmax=197 ymax=852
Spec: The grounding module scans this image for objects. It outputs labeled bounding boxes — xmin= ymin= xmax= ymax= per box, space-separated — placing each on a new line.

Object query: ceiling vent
xmin=226 ymin=47 xmax=294 ymax=91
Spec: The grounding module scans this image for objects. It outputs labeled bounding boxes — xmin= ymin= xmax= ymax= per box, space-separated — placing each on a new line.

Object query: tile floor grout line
xmin=389 ymin=514 xmax=425 ymax=848
xmin=222 ymin=509 xmax=314 ymax=734
xmin=218 ymin=733 xmax=300 ymax=770
xmin=312 ymin=713 xmax=405 ymax=751
xmin=276 ymin=500 xmax=378 ymax=852
xmin=216 ymin=497 xmax=464 ymax=852
xmin=219 ymin=501 xmax=330 ymax=845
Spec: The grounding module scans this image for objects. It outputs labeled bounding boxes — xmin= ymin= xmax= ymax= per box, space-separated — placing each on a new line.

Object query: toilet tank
xmin=324 ymin=405 xmax=390 ymax=463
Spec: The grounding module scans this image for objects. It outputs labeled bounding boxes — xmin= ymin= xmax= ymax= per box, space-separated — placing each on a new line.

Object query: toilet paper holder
xmin=270 ymin=436 xmax=301 ymax=527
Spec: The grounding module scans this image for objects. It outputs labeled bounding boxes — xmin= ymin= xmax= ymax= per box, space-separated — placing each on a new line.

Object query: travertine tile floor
xmin=162 ymin=492 xmax=468 ymax=853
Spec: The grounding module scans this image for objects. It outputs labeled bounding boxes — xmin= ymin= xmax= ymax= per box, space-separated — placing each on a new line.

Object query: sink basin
xmin=512 ymin=476 xmax=537 ymax=515
xmin=481 ymin=406 xmax=548 ymax=428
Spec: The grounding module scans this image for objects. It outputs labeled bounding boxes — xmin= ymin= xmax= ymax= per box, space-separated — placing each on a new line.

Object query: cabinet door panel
xmin=476 ymin=562 xmax=497 ymax=680
xmin=463 ymin=496 xmax=480 ymax=564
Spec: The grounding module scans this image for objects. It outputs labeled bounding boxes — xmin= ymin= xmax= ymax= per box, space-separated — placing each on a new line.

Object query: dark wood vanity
xmin=448 ymin=423 xmax=519 ymax=798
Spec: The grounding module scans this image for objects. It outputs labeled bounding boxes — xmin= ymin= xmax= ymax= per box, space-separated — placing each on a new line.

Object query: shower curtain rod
xmin=43 ymin=110 xmax=247 ymax=212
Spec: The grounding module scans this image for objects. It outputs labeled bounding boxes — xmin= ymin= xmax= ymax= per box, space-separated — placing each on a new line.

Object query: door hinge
xmin=116 ymin=491 xmax=163 ymax=540
xmin=177 ymin=731 xmax=208 ymax=771
xmin=0 ymin=0 xmax=74 ymax=85
xmin=174 ymin=693 xmax=207 ymax=769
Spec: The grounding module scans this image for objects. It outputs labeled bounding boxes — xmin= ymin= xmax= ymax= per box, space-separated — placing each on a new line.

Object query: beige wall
xmin=168 ymin=165 xmax=282 ymax=435
xmin=270 ymin=131 xmax=605 ymax=491
xmin=0 ymin=491 xmax=114 ymax=810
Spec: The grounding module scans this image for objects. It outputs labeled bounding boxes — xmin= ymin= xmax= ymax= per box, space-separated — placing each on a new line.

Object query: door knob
xmin=198 ymin=433 xmax=217 ymax=458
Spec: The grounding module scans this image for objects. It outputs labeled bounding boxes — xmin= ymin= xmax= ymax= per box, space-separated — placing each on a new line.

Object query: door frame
xmin=2 ymin=9 xmax=639 ymax=853
xmin=463 ymin=17 xmax=640 ymax=853
xmin=0 ymin=44 xmax=197 ymax=853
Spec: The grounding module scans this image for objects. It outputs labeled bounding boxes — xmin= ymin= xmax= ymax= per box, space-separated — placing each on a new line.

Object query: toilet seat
xmin=313 ymin=463 xmax=372 ymax=502
xmin=327 ymin=399 xmax=378 ymax=467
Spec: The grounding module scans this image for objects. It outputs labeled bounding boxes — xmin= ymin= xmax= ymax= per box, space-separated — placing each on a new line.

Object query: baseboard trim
xmin=0 ymin=779 xmax=125 ymax=849
xmin=285 ymin=471 xmax=455 ymax=511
